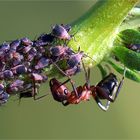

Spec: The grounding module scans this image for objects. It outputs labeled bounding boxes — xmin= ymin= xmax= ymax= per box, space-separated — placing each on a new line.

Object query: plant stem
xmin=69 ymin=0 xmax=138 ymax=67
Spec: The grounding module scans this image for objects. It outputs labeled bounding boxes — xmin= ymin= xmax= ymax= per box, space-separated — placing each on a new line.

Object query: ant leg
xmin=93 ymin=95 xmax=111 ymax=111
xmin=81 ymin=60 xmax=90 ymax=88
xmin=51 ymin=60 xmax=79 ymax=97
xmin=32 ymin=79 xmax=48 ymax=101
xmin=113 ymin=67 xmax=126 ymax=101
xmin=62 ymin=100 xmax=70 ymax=106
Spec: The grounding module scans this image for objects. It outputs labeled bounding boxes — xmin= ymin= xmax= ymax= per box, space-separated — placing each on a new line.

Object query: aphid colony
xmin=0 ymin=24 xmax=125 ymax=111
xmin=0 ymin=24 xmax=82 ymax=105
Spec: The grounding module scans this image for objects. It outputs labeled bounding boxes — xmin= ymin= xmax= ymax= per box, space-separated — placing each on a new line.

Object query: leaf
xmin=97 ymin=64 xmax=108 ymax=78
xmin=118 ymin=29 xmax=140 ymax=44
xmin=108 ymin=60 xmax=140 ymax=83
xmin=113 ymin=45 xmax=140 ymax=71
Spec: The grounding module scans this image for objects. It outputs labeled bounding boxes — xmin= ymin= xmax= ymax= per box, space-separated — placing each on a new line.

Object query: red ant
xmin=50 ymin=61 xmax=126 ymax=111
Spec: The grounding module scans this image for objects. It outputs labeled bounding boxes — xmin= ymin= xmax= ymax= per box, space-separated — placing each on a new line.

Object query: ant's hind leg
xmin=94 ymin=95 xmax=111 ymax=111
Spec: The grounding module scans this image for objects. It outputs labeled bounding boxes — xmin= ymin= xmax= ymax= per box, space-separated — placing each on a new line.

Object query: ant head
xmin=50 ymin=78 xmax=70 ymax=102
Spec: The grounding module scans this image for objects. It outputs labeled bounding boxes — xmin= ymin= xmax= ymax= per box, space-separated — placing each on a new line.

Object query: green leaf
xmin=118 ymin=29 xmax=140 ymax=44
xmin=68 ymin=0 xmax=138 ymax=67
xmin=108 ymin=60 xmax=140 ymax=83
xmin=113 ymin=45 xmax=140 ymax=71
xmin=97 ymin=64 xmax=108 ymax=78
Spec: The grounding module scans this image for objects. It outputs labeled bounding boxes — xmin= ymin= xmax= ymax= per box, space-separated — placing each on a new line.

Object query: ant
xmin=50 ymin=60 xmax=126 ymax=111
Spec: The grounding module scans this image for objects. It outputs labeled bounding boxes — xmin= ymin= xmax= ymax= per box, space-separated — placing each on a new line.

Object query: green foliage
xmin=108 ymin=60 xmax=140 ymax=83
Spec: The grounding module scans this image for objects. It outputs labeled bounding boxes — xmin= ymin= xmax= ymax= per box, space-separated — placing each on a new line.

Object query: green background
xmin=0 ymin=1 xmax=140 ymax=139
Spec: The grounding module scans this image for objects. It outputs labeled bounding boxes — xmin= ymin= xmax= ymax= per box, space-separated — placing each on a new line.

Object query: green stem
xmin=69 ymin=0 xmax=138 ymax=67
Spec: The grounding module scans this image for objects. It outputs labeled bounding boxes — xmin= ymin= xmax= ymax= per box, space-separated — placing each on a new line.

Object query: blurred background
xmin=0 ymin=1 xmax=140 ymax=139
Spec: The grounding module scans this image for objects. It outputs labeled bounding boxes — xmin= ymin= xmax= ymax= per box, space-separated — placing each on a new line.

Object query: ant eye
xmin=64 ymin=89 xmax=68 ymax=95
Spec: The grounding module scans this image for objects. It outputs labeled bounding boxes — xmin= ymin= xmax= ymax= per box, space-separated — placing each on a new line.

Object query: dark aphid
xmin=31 ymin=73 xmax=48 ymax=83
xmin=65 ymin=65 xmax=81 ymax=76
xmin=0 ymin=70 xmax=14 ymax=79
xmin=50 ymin=45 xmax=68 ymax=57
xmin=0 ymin=92 xmax=10 ymax=101
xmin=51 ymin=24 xmax=71 ymax=40
xmin=21 ymin=37 xmax=33 ymax=46
xmin=22 ymin=46 xmax=32 ymax=54
xmin=0 ymin=84 xmax=4 ymax=94
xmin=67 ymin=51 xmax=84 ymax=68
xmin=35 ymin=57 xmax=50 ymax=70
xmin=0 ymin=62 xmax=5 ymax=72
xmin=0 ymin=43 xmax=10 ymax=53
xmin=49 ymin=46 xmax=73 ymax=62
xmin=10 ymin=39 xmax=21 ymax=52
xmin=36 ymin=46 xmax=46 ymax=53
xmin=26 ymin=48 xmax=37 ymax=61
xmin=7 ymin=52 xmax=23 ymax=64
xmin=7 ymin=80 xmax=24 ymax=93
xmin=127 ymin=44 xmax=140 ymax=52
xmin=61 ymin=24 xmax=71 ymax=32
xmin=11 ymin=65 xmax=27 ymax=75
xmin=34 ymin=33 xmax=54 ymax=46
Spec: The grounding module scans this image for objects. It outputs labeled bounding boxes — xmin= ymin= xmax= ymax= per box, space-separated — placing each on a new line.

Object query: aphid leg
xmin=113 ymin=67 xmax=126 ymax=100
xmin=51 ymin=60 xmax=79 ymax=97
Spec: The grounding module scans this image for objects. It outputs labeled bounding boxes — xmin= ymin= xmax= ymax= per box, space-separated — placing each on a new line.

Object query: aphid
xmin=67 ymin=51 xmax=84 ymax=68
xmin=0 ymin=92 xmax=10 ymax=105
xmin=0 ymin=83 xmax=10 ymax=105
xmin=127 ymin=44 xmax=140 ymax=52
xmin=19 ymin=73 xmax=48 ymax=100
xmin=21 ymin=37 xmax=33 ymax=46
xmin=51 ymin=24 xmax=71 ymax=40
xmin=34 ymin=33 xmax=54 ymax=46
xmin=7 ymin=52 xmax=23 ymax=66
xmin=11 ymin=65 xmax=28 ymax=75
xmin=50 ymin=62 xmax=126 ymax=111
xmin=65 ymin=65 xmax=81 ymax=76
xmin=50 ymin=45 xmax=73 ymax=56
xmin=35 ymin=57 xmax=50 ymax=70
xmin=22 ymin=45 xmax=32 ymax=54
xmin=0 ymin=43 xmax=10 ymax=53
xmin=0 ymin=62 xmax=5 ymax=72
xmin=31 ymin=73 xmax=48 ymax=83
xmin=26 ymin=48 xmax=37 ymax=61
xmin=0 ymin=70 xmax=14 ymax=79
xmin=6 ymin=80 xmax=24 ymax=94
xmin=10 ymin=39 xmax=21 ymax=52
xmin=49 ymin=45 xmax=74 ymax=62
xmin=61 ymin=24 xmax=71 ymax=32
